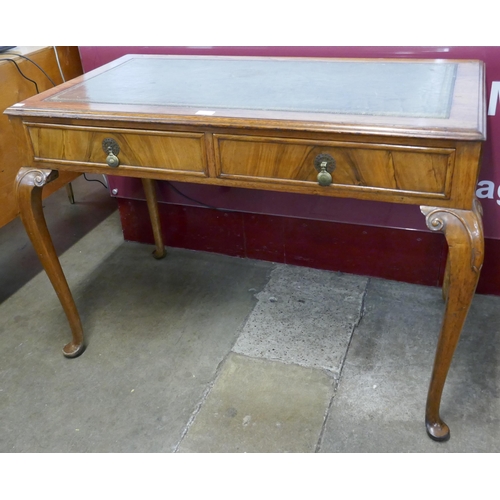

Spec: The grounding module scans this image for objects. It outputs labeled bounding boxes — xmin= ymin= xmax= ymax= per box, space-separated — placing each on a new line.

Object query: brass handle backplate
xmin=102 ymin=138 xmax=120 ymax=168
xmin=314 ymin=153 xmax=336 ymax=187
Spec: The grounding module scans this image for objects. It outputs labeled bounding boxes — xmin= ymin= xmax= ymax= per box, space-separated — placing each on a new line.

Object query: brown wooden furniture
xmin=4 ymin=55 xmax=486 ymax=442
xmin=0 ymin=46 xmax=83 ymax=228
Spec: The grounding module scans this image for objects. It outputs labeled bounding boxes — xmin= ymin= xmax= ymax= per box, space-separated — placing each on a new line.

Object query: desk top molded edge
xmin=4 ymin=55 xmax=487 ymax=142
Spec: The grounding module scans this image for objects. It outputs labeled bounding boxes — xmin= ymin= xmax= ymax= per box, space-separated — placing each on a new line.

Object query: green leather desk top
xmin=48 ymin=57 xmax=458 ymax=118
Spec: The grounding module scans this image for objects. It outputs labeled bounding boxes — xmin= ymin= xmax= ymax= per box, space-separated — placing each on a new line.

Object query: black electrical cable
xmin=2 ymin=52 xmax=57 ymax=86
xmin=167 ymin=182 xmax=238 ymax=213
xmin=167 ymin=182 xmax=218 ymax=209
xmin=0 ymin=57 xmax=39 ymax=93
xmin=83 ymin=173 xmax=108 ymax=189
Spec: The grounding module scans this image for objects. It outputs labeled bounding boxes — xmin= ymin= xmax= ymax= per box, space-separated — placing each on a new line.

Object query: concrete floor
xmin=1 ymin=175 xmax=500 ymax=453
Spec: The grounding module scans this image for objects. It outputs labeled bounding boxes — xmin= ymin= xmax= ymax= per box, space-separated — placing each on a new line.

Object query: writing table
xmin=5 ymin=55 xmax=486 ymax=441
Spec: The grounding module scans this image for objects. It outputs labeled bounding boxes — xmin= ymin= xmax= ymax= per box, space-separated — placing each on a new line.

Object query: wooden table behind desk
xmin=0 ymin=46 xmax=83 ymax=228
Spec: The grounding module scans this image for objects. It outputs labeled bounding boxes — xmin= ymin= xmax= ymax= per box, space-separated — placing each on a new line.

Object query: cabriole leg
xmin=442 ymin=253 xmax=451 ymax=303
xmin=15 ymin=167 xmax=85 ymax=358
xmin=420 ymin=199 xmax=483 ymax=441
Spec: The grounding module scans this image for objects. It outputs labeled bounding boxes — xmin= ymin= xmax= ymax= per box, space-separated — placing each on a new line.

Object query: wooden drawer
xmin=26 ymin=124 xmax=208 ymax=175
xmin=214 ymin=134 xmax=456 ymax=200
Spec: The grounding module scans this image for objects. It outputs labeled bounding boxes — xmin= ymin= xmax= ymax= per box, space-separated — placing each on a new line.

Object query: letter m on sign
xmin=488 ymin=82 xmax=500 ymax=116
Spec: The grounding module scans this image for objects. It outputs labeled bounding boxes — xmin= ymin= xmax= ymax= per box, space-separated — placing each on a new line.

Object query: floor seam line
xmin=315 ymin=277 xmax=370 ymax=452
xmin=173 ymin=266 xmax=275 ymax=452
xmin=172 ymin=354 xmax=229 ymax=452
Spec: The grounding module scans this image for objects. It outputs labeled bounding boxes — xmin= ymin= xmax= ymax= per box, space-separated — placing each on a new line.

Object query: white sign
xmin=488 ymin=82 xmax=500 ymax=116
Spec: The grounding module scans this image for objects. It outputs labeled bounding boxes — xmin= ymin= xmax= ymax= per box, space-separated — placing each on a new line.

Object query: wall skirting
xmin=116 ymin=198 xmax=500 ymax=296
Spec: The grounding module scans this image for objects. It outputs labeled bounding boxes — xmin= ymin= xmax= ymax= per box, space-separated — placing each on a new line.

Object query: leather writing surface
xmin=48 ymin=57 xmax=457 ymax=118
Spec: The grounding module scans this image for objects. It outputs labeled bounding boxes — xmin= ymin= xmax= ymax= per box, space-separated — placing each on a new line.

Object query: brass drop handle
xmin=106 ymin=151 xmax=120 ymax=168
xmin=314 ymin=153 xmax=336 ymax=187
xmin=317 ymin=163 xmax=332 ymax=186
xmin=102 ymin=138 xmax=120 ymax=168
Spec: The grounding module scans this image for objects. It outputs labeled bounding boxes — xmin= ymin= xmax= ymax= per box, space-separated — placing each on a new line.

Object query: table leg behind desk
xmin=15 ymin=167 xmax=85 ymax=358
xmin=142 ymin=178 xmax=166 ymax=260
xmin=421 ymin=199 xmax=484 ymax=441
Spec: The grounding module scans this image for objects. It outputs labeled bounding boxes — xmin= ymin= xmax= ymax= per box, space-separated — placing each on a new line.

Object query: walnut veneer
xmin=4 ymin=55 xmax=486 ymax=442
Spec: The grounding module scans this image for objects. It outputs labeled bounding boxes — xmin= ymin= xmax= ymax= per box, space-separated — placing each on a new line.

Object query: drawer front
xmin=214 ymin=134 xmax=455 ymax=199
xmin=27 ymin=124 xmax=208 ymax=175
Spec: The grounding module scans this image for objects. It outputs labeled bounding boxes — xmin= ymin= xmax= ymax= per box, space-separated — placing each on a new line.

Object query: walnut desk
xmin=5 ymin=55 xmax=486 ymax=441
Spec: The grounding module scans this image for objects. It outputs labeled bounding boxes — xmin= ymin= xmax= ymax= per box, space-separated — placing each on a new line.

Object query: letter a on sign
xmin=488 ymin=82 xmax=500 ymax=116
